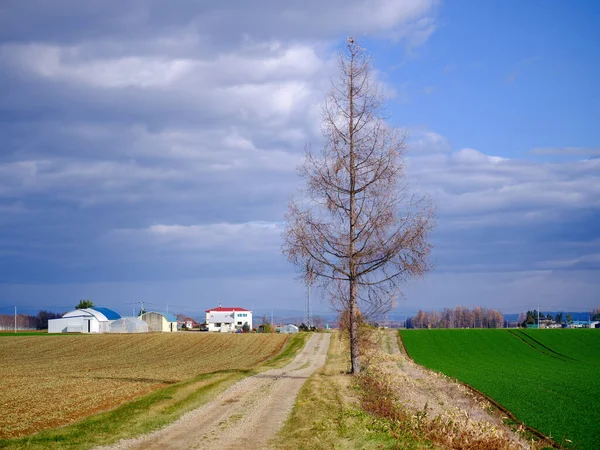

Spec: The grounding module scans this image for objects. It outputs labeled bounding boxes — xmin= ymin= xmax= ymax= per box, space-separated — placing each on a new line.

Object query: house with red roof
xmin=205 ymin=304 xmax=252 ymax=332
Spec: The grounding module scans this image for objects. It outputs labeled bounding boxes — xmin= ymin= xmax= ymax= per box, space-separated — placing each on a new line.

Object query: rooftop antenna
xmin=126 ymin=301 xmax=144 ymax=316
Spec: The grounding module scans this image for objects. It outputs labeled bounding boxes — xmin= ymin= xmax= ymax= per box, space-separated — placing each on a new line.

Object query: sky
xmin=0 ymin=0 xmax=598 ymax=320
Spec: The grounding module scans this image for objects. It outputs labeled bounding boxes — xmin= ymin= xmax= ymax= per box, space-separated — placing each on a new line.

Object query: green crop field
xmin=399 ymin=329 xmax=600 ymax=449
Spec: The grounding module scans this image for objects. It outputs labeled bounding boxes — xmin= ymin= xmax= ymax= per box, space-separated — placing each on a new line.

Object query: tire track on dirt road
xmin=97 ymin=333 xmax=330 ymax=450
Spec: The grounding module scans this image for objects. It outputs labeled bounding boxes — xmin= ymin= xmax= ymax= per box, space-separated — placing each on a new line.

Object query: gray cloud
xmin=0 ymin=1 xmax=439 ymax=48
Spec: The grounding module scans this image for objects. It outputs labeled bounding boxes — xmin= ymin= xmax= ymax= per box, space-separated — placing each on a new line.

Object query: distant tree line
xmin=0 ymin=310 xmax=63 ymax=330
xmin=406 ymin=306 xmax=504 ymax=329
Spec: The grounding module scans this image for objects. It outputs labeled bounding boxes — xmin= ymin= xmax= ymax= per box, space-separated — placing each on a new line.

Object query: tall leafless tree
xmin=283 ymin=40 xmax=434 ymax=374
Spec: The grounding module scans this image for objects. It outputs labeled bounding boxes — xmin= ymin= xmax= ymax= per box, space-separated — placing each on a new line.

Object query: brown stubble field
xmin=0 ymin=333 xmax=288 ymax=438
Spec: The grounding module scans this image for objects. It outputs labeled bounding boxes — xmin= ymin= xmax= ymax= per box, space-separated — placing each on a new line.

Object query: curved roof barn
xmin=49 ymin=307 xmax=121 ymax=333
xmin=62 ymin=307 xmax=121 ymax=321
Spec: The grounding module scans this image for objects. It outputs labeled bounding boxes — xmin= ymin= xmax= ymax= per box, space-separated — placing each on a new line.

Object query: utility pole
xmin=14 ymin=306 xmax=17 ymax=333
xmin=305 ymin=261 xmax=314 ymax=328
xmin=307 ymin=283 xmax=312 ymax=328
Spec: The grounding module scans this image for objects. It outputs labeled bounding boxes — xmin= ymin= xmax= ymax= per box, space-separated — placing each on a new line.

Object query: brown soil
xmin=96 ymin=333 xmax=331 ymax=450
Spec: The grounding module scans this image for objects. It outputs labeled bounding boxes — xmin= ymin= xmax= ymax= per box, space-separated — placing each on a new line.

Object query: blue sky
xmin=0 ymin=0 xmax=598 ymax=320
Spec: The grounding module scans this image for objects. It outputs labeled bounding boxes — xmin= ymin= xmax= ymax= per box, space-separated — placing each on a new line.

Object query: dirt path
xmin=386 ymin=330 xmax=532 ymax=449
xmin=97 ymin=333 xmax=330 ymax=450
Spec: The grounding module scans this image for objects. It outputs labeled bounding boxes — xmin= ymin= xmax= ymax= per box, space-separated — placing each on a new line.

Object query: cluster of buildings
xmin=48 ymin=305 xmax=256 ymax=334
xmin=48 ymin=308 xmax=178 ymax=333
xmin=530 ymin=317 xmax=600 ymax=329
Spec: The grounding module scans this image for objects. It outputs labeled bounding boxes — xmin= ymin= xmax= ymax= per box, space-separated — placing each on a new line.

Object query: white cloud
xmin=110 ymin=221 xmax=283 ymax=254
xmin=405 ymin=135 xmax=600 ymax=224
xmin=451 ymin=148 xmax=506 ymax=164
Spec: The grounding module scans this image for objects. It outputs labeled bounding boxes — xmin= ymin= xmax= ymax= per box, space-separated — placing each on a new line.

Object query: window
xmin=216 ymin=323 xmax=221 ymax=327
xmin=237 ymin=321 xmax=242 ymax=325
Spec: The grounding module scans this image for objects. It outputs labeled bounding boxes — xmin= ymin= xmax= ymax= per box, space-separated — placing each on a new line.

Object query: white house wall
xmin=234 ymin=312 xmax=252 ymax=329
xmin=206 ymin=310 xmax=252 ymax=332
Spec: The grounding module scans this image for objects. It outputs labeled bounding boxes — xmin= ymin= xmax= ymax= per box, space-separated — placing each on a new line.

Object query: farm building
xmin=48 ymin=307 xmax=121 ymax=333
xmin=109 ymin=317 xmax=149 ymax=333
xmin=280 ymin=324 xmax=299 ymax=334
xmin=140 ymin=311 xmax=178 ymax=332
xmin=205 ymin=306 xmax=252 ymax=332
xmin=567 ymin=320 xmax=600 ymax=329
xmin=178 ymin=316 xmax=199 ymax=329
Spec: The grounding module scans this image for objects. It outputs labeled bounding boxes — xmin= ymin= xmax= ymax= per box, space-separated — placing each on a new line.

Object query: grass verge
xmin=270 ymin=331 xmax=433 ymax=449
xmin=0 ymin=333 xmax=309 ymax=450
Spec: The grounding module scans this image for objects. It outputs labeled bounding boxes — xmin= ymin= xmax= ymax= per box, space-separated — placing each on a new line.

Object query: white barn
xmin=48 ymin=307 xmax=121 ymax=333
xmin=205 ymin=306 xmax=252 ymax=332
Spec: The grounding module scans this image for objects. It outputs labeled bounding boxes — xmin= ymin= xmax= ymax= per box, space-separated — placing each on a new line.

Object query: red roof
xmin=205 ymin=306 xmax=250 ymax=313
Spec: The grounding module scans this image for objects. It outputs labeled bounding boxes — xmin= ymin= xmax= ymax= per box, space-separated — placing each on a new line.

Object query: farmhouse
xmin=178 ymin=316 xmax=198 ymax=329
xmin=140 ymin=311 xmax=178 ymax=332
xmin=48 ymin=307 xmax=121 ymax=333
xmin=205 ymin=306 xmax=252 ymax=332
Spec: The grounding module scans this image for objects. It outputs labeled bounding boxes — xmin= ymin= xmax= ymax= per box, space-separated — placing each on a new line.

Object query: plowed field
xmin=0 ymin=333 xmax=288 ymax=438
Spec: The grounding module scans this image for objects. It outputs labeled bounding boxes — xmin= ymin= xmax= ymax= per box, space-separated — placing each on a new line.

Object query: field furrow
xmin=0 ymin=333 xmax=288 ymax=438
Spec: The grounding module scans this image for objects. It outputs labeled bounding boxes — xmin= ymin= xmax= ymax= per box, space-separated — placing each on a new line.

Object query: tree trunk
xmin=348 ymin=45 xmax=360 ymax=374
xmin=349 ymin=279 xmax=360 ymax=373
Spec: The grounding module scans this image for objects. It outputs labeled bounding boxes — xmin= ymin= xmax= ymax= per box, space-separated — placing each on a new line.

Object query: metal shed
xmin=140 ymin=311 xmax=178 ymax=332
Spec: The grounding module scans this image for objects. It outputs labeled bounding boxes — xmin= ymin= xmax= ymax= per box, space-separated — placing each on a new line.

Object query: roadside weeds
xmin=273 ymin=328 xmax=548 ymax=450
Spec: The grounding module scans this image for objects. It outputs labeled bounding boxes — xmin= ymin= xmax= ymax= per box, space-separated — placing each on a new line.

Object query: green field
xmin=399 ymin=329 xmax=600 ymax=449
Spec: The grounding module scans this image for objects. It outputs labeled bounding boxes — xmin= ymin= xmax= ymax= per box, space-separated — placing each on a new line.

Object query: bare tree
xmin=283 ymin=39 xmax=434 ymax=374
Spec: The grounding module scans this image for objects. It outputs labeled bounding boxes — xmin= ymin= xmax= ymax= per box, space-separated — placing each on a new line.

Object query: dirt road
xmin=98 ymin=333 xmax=330 ymax=450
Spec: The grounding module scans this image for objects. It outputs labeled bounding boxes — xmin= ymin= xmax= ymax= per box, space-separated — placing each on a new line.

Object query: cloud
xmin=408 ymin=129 xmax=451 ymax=154
xmin=0 ymin=0 xmax=439 ymax=49
xmin=530 ymin=147 xmax=600 ymax=157
xmin=403 ymin=132 xmax=600 ymax=277
xmin=109 ymin=221 xmax=283 ymax=254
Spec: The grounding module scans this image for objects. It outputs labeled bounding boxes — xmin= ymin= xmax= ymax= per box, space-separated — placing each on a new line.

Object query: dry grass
xmin=356 ymin=329 xmax=534 ymax=450
xmin=0 ymin=333 xmax=288 ymax=438
xmin=271 ymin=331 xmax=432 ymax=449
